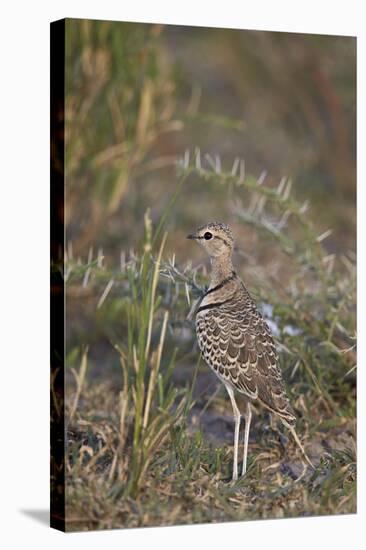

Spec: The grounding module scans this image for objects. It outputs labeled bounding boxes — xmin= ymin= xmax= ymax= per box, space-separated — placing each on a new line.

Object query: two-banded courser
xmin=187 ymin=222 xmax=314 ymax=481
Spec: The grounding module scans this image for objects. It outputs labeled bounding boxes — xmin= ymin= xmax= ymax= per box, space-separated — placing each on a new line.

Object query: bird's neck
xmin=209 ymin=255 xmax=234 ymax=288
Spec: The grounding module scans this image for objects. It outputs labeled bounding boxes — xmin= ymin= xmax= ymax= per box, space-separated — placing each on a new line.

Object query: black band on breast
xmin=204 ymin=271 xmax=236 ymax=297
xmin=197 ymin=297 xmax=233 ymax=314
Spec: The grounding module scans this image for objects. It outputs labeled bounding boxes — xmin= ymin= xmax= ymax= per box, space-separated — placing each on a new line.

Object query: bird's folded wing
xmin=197 ymin=308 xmax=296 ymax=422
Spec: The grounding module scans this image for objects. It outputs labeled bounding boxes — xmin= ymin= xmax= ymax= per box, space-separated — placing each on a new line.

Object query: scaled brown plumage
xmin=196 ymin=280 xmax=296 ymax=425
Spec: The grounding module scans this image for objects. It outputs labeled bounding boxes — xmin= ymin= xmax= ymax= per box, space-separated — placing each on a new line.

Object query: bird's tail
xmin=281 ymin=418 xmax=315 ymax=469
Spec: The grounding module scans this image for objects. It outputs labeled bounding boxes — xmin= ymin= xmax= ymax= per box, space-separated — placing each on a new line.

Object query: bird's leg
xmin=242 ymin=400 xmax=252 ymax=476
xmin=225 ymin=384 xmax=241 ymax=481
xmin=281 ymin=419 xmax=315 ymax=469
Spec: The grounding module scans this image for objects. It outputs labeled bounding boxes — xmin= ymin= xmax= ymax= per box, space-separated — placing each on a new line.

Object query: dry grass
xmin=64 ymin=381 xmax=355 ymax=531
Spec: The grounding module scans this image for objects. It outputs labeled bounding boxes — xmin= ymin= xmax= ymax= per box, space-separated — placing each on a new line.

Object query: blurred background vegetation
xmin=65 ymin=19 xmax=355 ymax=256
xmin=61 ymin=18 xmax=356 ymax=530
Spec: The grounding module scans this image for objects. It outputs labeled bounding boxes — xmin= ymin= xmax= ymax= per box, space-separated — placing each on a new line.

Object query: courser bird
xmin=187 ymin=222 xmax=314 ymax=480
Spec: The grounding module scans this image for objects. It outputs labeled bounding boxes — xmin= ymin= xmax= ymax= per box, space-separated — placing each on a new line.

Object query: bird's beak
xmin=186 ymin=233 xmax=197 ymax=240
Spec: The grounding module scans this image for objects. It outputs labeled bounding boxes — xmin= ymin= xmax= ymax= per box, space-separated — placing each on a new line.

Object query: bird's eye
xmin=204 ymin=232 xmax=213 ymax=240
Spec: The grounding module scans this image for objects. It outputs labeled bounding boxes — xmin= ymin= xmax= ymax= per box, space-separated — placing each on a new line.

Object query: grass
xmin=62 ymin=164 xmax=356 ymax=531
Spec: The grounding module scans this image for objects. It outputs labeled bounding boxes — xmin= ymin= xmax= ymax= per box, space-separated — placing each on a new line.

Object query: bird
xmin=187 ymin=222 xmax=314 ymax=481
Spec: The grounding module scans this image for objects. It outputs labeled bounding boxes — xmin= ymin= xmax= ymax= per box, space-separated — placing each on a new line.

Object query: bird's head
xmin=187 ymin=222 xmax=234 ymax=258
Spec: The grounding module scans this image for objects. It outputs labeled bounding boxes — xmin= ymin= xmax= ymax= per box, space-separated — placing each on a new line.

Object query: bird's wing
xmin=196 ymin=305 xmax=296 ymax=423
